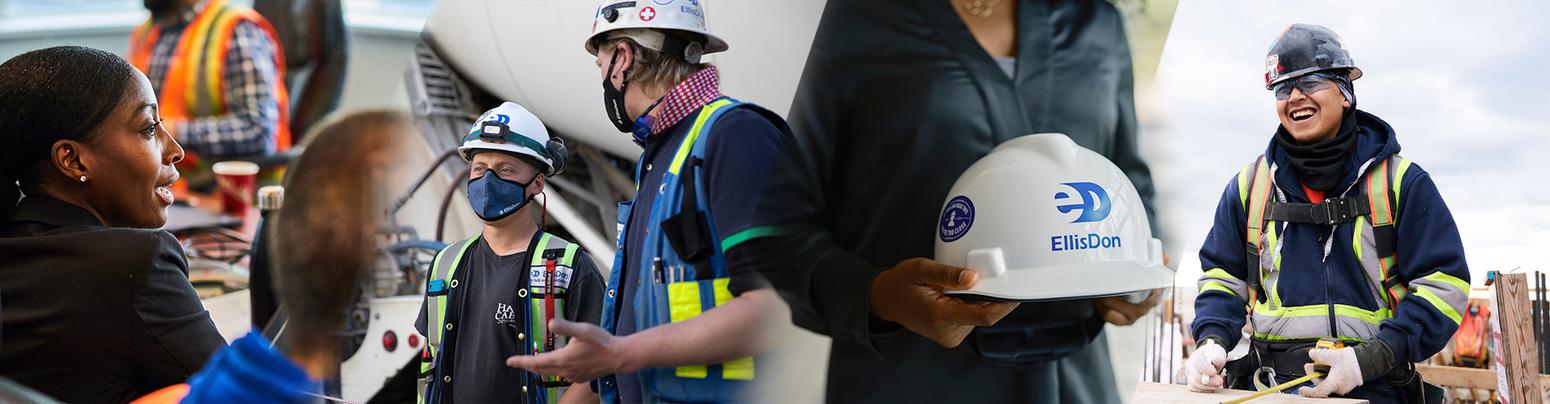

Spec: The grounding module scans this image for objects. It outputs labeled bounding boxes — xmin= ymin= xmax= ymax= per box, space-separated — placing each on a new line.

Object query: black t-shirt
xmin=614 ymin=106 xmax=784 ymax=402
xmin=416 ymin=236 xmax=604 ymax=403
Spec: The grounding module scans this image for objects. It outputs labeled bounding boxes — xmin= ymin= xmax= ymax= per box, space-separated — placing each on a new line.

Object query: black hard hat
xmin=1264 ymin=23 xmax=1362 ymax=89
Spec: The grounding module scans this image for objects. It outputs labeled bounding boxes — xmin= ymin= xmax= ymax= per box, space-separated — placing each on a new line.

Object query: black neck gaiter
xmin=1275 ymin=107 xmax=1359 ymax=192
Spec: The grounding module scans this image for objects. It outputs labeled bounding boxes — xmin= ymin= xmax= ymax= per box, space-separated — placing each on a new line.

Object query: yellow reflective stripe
xmin=1353 ymin=216 xmax=1365 ymax=262
xmin=1253 ymin=333 xmax=1368 ymax=343
xmin=1237 ymin=165 xmax=1252 ymax=207
xmin=1251 ymin=303 xmax=1391 ymax=325
xmin=669 ymin=99 xmax=735 ymax=175
xmin=561 ymin=243 xmax=580 ymax=266
xmin=1414 ymin=287 xmax=1462 ymax=324
xmin=1245 ymin=159 xmax=1272 ymax=249
xmin=1200 ymin=268 xmax=1242 ymax=298
xmin=201 ymin=8 xmax=242 ymax=116
xmin=1203 ymin=268 xmax=1241 ymax=282
xmin=1423 ymin=271 xmax=1470 ymax=295
xmin=668 ymin=281 xmax=708 ymax=378
xmin=1368 ymin=159 xmax=1394 ymax=227
xmin=528 ymin=233 xmax=554 ymax=266
xmin=1200 ymin=281 xmax=1238 ymax=298
xmin=1393 ymin=157 xmax=1412 ymax=197
xmin=711 ymin=278 xmax=755 ymax=380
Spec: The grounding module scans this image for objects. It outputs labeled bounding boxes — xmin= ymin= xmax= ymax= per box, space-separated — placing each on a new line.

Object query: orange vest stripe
xmin=129 ymin=0 xmax=291 ymax=153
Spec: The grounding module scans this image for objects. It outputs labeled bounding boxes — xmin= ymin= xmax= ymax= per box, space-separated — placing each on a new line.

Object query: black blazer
xmin=0 ymin=196 xmax=225 ymax=402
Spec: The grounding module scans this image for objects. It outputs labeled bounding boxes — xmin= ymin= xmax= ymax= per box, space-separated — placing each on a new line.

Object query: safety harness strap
xmin=1241 ymin=155 xmax=1273 ymax=309
xmin=1264 ymin=195 xmax=1371 ymax=225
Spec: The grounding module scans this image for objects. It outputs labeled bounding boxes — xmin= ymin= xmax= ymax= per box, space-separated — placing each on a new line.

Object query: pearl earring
xmin=79 ymin=176 xmax=87 ymax=183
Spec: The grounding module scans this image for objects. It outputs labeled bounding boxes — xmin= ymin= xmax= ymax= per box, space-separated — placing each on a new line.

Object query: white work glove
xmin=1298 ymin=347 xmax=1363 ymax=398
xmin=1186 ymin=339 xmax=1227 ymax=392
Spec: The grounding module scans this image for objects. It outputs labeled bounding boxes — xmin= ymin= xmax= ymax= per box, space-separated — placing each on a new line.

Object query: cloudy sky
xmin=1143 ymin=1 xmax=1550 ymax=290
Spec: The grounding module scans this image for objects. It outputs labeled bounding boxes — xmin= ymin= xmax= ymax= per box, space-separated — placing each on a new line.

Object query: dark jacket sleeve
xmin=132 ymin=231 xmax=226 ymax=391
xmin=566 ymin=252 xmax=607 ymax=327
xmin=765 ymin=24 xmax=899 ymax=349
xmin=704 ymin=109 xmax=784 ymax=297
xmin=1191 ymin=173 xmax=1253 ymax=351
xmin=1374 ymin=164 xmax=1470 ymax=363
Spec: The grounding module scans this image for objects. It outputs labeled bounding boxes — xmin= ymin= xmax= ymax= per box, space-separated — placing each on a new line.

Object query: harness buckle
xmin=1316 ymin=197 xmax=1357 ymax=225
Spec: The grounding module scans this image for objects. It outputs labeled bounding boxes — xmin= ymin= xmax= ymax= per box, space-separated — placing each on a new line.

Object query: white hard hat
xmin=935 ymin=133 xmax=1171 ymax=302
xmin=459 ymin=102 xmax=565 ymax=176
xmin=585 ymin=0 xmax=728 ymax=63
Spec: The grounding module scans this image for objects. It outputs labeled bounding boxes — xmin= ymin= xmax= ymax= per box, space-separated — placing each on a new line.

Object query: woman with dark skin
xmin=0 ymin=46 xmax=225 ymax=402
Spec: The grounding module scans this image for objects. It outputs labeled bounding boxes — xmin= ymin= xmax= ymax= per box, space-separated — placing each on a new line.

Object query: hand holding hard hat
xmin=934 ymin=133 xmax=1174 ymax=302
xmin=870 ymin=258 xmax=1019 ymax=348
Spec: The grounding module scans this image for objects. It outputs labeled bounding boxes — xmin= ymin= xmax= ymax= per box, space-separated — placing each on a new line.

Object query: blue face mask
xmin=467 ymin=171 xmax=532 ymax=222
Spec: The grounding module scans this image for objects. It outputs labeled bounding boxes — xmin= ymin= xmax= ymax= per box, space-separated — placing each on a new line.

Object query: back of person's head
xmin=0 ymin=46 xmax=138 ymax=219
xmin=269 ymin=110 xmax=412 ymax=367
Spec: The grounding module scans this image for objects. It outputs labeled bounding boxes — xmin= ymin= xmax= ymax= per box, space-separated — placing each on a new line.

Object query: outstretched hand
xmin=506 ymin=319 xmax=632 ymax=383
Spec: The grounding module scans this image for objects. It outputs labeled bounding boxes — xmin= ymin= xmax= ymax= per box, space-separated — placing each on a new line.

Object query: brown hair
xmin=269 ymin=109 xmax=411 ymax=361
xmin=600 ymin=35 xmax=710 ymax=92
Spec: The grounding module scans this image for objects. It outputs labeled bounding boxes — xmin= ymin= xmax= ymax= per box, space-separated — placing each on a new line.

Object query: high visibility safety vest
xmin=129 ymin=0 xmax=292 ymax=158
xmin=419 ymin=232 xmax=583 ymax=404
xmin=598 ymin=97 xmax=766 ymax=403
xmin=1198 ymin=153 xmax=1465 ymax=343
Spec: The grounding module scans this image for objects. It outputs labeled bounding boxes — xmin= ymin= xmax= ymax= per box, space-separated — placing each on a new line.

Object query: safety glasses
xmin=1271 ymin=73 xmax=1336 ymax=100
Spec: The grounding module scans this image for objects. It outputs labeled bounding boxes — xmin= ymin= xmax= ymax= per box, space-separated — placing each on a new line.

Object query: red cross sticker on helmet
xmin=640 ymin=6 xmax=656 ymax=21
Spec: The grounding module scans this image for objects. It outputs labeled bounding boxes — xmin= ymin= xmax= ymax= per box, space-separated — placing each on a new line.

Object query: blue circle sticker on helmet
xmin=939 ymin=195 xmax=975 ymax=242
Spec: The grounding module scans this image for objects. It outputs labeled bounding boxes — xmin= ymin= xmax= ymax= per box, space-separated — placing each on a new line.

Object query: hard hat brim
xmin=944 ymin=240 xmax=1172 ymax=302
xmin=1266 ymin=66 xmax=1363 ymax=90
xmin=459 ymin=141 xmax=558 ymax=175
xmin=585 ymin=28 xmax=728 ymax=57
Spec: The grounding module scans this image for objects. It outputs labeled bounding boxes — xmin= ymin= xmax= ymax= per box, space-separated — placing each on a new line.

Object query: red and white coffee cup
xmin=211 ymin=161 xmax=260 ymax=219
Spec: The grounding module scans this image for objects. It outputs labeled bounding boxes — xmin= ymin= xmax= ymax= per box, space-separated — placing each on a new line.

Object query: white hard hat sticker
xmin=938 ymin=195 xmax=975 ymax=242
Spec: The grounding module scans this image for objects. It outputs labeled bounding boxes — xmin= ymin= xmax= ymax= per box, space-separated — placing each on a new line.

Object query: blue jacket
xmin=1192 ymin=109 xmax=1470 ymax=364
xmin=182 ymin=331 xmax=319 ymax=403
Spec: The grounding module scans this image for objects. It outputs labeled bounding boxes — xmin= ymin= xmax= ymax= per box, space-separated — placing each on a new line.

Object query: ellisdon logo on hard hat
xmin=1051 ymin=182 xmax=1122 ymax=252
xmin=1055 ymin=182 xmax=1111 ymax=223
xmin=939 ymin=195 xmax=974 ymax=242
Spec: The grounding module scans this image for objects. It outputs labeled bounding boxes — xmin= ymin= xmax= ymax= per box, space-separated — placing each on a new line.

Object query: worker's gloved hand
xmin=506 ymin=318 xmax=631 ymax=383
xmin=870 ymin=258 xmax=1019 ymax=348
xmin=1186 ymin=338 xmax=1227 ymax=393
xmin=1094 ymin=288 xmax=1162 ymax=325
xmin=1299 ymin=341 xmax=1395 ymax=398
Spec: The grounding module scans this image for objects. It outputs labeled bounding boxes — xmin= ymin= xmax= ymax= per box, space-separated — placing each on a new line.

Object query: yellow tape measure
xmin=1220 ymin=340 xmax=1344 ymax=404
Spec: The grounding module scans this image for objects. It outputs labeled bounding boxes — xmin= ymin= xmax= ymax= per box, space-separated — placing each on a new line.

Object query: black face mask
xmin=601 ymin=51 xmax=635 ymax=133
xmin=1276 ymin=107 xmax=1359 ymax=192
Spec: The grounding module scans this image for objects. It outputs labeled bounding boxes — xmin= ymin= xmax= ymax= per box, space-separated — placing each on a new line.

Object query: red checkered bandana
xmin=648 ymin=65 xmax=722 ymax=137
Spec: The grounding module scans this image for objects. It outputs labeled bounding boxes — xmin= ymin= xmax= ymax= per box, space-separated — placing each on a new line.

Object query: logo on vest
xmin=530 ymin=265 xmax=575 ymax=290
xmin=939 ymin=195 xmax=975 ymax=242
xmin=495 ymin=302 xmax=517 ymax=326
xmin=1055 ymin=182 xmax=1112 ymax=223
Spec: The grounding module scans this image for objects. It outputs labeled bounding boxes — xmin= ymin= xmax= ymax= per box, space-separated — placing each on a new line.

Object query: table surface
xmin=1133 ymin=382 xmax=1369 ymax=404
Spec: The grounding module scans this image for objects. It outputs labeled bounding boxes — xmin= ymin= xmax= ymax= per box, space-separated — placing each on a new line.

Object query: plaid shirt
xmin=648 ymin=65 xmax=723 ymax=137
xmin=144 ymin=1 xmax=281 ymax=158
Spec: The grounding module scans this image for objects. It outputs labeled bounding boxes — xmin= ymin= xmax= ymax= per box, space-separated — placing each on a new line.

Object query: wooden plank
xmin=1491 ymin=273 xmax=1542 ymax=403
xmin=1132 ymin=382 xmax=1367 ymax=403
xmin=1414 ymin=364 xmax=1550 ymax=402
